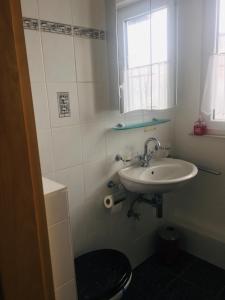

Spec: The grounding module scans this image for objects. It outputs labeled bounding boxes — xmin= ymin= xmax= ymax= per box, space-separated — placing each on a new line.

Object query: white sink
xmin=118 ymin=158 xmax=198 ymax=194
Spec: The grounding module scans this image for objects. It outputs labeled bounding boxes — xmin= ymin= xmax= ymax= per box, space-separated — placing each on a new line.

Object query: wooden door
xmin=0 ymin=0 xmax=55 ymax=299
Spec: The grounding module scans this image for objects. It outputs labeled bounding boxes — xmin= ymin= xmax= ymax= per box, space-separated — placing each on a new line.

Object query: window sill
xmin=189 ymin=133 xmax=225 ymax=139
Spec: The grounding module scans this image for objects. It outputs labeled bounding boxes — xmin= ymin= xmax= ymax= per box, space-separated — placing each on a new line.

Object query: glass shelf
xmin=112 ymin=118 xmax=171 ymax=131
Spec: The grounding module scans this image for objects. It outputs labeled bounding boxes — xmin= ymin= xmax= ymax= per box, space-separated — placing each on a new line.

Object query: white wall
xmin=43 ymin=178 xmax=77 ymax=300
xmin=167 ymin=0 xmax=225 ymax=267
xmin=21 ymin=0 xmax=175 ymax=267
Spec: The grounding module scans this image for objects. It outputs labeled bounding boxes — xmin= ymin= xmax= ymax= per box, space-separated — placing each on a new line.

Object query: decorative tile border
xmin=40 ymin=20 xmax=72 ymax=36
xmin=23 ymin=18 xmax=39 ymax=31
xmin=73 ymin=26 xmax=105 ymax=40
xmin=23 ymin=17 xmax=106 ymax=40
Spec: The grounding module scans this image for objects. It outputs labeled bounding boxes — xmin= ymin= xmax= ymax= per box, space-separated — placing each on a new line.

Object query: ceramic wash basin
xmin=118 ymin=158 xmax=198 ymax=194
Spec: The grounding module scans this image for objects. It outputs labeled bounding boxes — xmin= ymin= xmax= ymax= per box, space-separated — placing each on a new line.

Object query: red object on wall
xmin=194 ymin=117 xmax=207 ymax=136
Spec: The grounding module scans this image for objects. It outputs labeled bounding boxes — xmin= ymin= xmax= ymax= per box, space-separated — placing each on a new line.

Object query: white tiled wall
xmin=21 ymin=0 xmax=175 ymax=268
xmin=43 ymin=178 xmax=77 ymax=300
xmin=71 ymin=0 xmax=106 ymax=29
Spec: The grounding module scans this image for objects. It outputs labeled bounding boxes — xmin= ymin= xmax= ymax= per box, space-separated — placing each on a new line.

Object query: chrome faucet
xmin=141 ymin=137 xmax=161 ymax=167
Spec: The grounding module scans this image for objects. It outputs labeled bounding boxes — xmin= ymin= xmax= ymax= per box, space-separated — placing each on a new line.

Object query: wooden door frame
xmin=0 ymin=0 xmax=55 ymax=299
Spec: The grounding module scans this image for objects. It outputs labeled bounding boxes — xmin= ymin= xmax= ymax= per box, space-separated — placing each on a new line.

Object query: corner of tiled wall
xmin=44 ymin=181 xmax=77 ymax=300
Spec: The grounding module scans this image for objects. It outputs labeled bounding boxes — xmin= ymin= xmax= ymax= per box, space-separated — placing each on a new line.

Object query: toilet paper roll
xmin=104 ymin=195 xmax=114 ymax=208
xmin=104 ymin=195 xmax=123 ymax=213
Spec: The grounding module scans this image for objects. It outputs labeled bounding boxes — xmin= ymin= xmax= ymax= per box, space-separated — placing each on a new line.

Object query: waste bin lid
xmin=75 ymin=249 xmax=132 ymax=300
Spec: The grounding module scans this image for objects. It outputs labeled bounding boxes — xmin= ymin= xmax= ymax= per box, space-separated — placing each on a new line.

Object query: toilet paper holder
xmin=104 ymin=181 xmax=127 ymax=208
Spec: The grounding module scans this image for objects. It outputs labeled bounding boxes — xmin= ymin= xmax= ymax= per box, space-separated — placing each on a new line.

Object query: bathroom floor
xmin=122 ymin=251 xmax=225 ymax=300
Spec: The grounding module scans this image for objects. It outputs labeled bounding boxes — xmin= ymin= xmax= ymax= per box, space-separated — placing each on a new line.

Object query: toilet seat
xmin=75 ymin=249 xmax=132 ymax=300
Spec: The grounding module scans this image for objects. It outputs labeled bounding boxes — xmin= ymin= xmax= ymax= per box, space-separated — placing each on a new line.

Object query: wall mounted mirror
xmin=106 ymin=0 xmax=178 ymax=114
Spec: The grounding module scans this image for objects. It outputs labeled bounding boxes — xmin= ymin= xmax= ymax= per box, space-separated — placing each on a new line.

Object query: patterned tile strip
xmin=23 ymin=17 xmax=106 ymax=40
xmin=23 ymin=18 xmax=39 ymax=31
xmin=73 ymin=26 xmax=105 ymax=40
xmin=40 ymin=20 xmax=72 ymax=36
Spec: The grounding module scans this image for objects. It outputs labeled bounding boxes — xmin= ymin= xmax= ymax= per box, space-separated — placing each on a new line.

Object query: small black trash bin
xmin=157 ymin=226 xmax=180 ymax=265
xmin=75 ymin=249 xmax=132 ymax=300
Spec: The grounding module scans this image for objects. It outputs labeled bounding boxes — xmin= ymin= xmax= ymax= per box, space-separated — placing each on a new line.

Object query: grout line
xmin=72 ymin=39 xmax=81 ymax=123
xmin=38 ymin=28 xmax=56 ymax=175
xmin=48 ymin=218 xmax=68 ymax=229
xmin=35 ymin=0 xmax=56 ymax=177
xmin=56 ymin=278 xmax=76 ymax=291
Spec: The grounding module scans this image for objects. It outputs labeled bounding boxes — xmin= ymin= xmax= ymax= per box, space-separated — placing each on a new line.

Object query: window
xmin=116 ymin=0 xmax=177 ymax=113
xmin=218 ymin=0 xmax=225 ymax=54
xmin=124 ymin=8 xmax=168 ymax=110
xmin=213 ymin=0 xmax=225 ymax=121
xmin=201 ymin=0 xmax=225 ymax=128
xmin=126 ymin=9 xmax=167 ymax=68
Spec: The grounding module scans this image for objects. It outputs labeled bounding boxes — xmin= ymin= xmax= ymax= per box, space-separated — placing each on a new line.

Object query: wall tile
xmin=48 ymin=221 xmax=75 ymax=288
xmin=55 ymin=280 xmax=77 ymax=300
xmin=84 ymin=159 xmax=108 ymax=202
xmin=80 ymin=194 xmax=112 ymax=249
xmin=52 ymin=126 xmax=83 ymax=170
xmin=31 ymin=82 xmax=50 ymax=130
xmin=69 ymin=203 xmax=90 ymax=256
xmin=36 ymin=129 xmax=54 ymax=175
xmin=124 ymin=110 xmax=144 ymax=125
xmin=54 ymin=165 xmax=85 ymax=210
xmin=78 ymin=82 xmax=108 ymax=123
xmin=74 ymin=37 xmax=107 ymax=82
xmin=24 ymin=30 xmax=45 ymax=82
xmin=105 ymin=154 xmax=123 ymax=183
xmin=104 ymin=109 xmax=125 ymax=129
xmin=38 ymin=0 xmax=72 ymax=24
xmin=42 ymin=32 xmax=76 ymax=82
xmin=106 ymin=129 xmax=144 ymax=158
xmin=72 ymin=0 xmax=106 ymax=29
xmin=70 ymin=198 xmax=111 ymax=256
xmin=86 ymin=224 xmax=111 ymax=251
xmin=81 ymin=121 xmax=106 ymax=163
xmin=20 ymin=0 xmax=39 ymax=18
xmin=47 ymin=82 xmax=80 ymax=127
xmin=45 ymin=190 xmax=68 ymax=226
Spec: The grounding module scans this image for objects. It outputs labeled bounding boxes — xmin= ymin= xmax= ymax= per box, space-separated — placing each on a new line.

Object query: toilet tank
xmin=42 ymin=177 xmax=78 ymax=300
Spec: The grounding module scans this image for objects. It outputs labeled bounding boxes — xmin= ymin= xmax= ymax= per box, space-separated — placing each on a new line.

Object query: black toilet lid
xmin=75 ymin=249 xmax=132 ymax=300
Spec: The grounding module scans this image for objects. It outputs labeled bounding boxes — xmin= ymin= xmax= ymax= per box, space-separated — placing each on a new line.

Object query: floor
xmin=122 ymin=251 xmax=225 ymax=300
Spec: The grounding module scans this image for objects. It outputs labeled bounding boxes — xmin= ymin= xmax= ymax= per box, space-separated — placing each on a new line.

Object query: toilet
xmin=75 ymin=249 xmax=132 ymax=300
